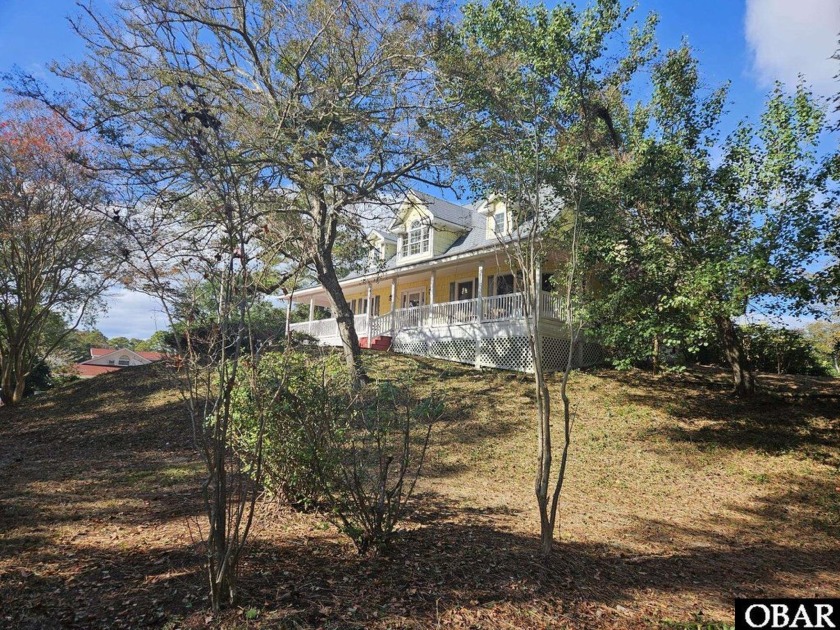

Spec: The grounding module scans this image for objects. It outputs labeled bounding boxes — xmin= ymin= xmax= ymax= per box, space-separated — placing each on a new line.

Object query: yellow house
xmin=290 ymin=191 xmax=602 ymax=372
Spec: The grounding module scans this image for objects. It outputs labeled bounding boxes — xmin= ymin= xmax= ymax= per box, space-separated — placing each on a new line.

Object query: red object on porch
xmin=360 ymin=336 xmax=392 ymax=351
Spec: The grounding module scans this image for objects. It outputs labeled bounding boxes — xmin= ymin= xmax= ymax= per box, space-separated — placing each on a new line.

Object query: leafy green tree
xmin=0 ymin=100 xmax=118 ymax=404
xmin=107 ymin=336 xmax=140 ymax=350
xmin=441 ymin=0 xmax=657 ymax=557
xmin=134 ymin=330 xmax=173 ymax=354
xmin=612 ymin=47 xmax=837 ymax=396
xmin=805 ymin=319 xmax=840 ymax=374
xmin=741 ymin=324 xmax=829 ymax=376
xmin=585 ymin=223 xmax=711 ymax=372
xmin=59 ymin=329 xmax=109 ymax=362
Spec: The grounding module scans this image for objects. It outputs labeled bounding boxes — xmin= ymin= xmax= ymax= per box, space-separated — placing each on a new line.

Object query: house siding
xmin=344 ymin=286 xmax=391 ymax=316
xmin=432 ymin=225 xmax=462 ymax=257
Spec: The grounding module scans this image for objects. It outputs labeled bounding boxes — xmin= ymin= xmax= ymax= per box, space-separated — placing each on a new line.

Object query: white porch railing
xmin=483 ymin=292 xmax=525 ymax=321
xmin=540 ymin=291 xmax=565 ymax=319
xmin=372 ymin=291 xmax=564 ymax=337
xmin=292 ymin=292 xmax=566 ymax=341
xmin=289 ymin=313 xmax=368 ymax=339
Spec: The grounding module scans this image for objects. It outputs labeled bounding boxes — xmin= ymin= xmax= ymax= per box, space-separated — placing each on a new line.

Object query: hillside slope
xmin=0 ymin=356 xmax=837 ymax=628
xmin=0 ymin=364 xmax=202 ymax=629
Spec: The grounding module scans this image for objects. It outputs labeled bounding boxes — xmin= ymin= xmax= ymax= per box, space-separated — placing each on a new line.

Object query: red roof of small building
xmin=74 ymin=364 xmax=123 ymax=377
xmin=136 ymin=351 xmax=165 ymax=361
xmin=90 ymin=347 xmax=115 ymax=357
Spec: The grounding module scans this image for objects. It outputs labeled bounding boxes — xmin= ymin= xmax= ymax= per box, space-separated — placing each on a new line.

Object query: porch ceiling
xmin=292 ymin=252 xmax=512 ymax=307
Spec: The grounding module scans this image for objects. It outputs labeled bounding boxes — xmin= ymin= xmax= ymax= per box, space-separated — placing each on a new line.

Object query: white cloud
xmin=745 ymin=0 xmax=839 ymax=98
xmin=94 ymin=290 xmax=166 ymax=340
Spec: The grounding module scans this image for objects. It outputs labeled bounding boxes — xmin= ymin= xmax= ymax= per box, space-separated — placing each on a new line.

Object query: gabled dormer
xmin=388 ymin=191 xmax=471 ymax=265
xmin=476 ymin=195 xmax=511 ymax=240
xmin=367 ymin=229 xmax=397 ymax=268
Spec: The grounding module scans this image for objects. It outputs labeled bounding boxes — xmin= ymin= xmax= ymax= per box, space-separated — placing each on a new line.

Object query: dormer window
xmin=492 ymin=210 xmax=507 ymax=235
xmin=118 ymin=355 xmax=130 ymax=366
xmin=401 ymin=220 xmax=430 ymax=257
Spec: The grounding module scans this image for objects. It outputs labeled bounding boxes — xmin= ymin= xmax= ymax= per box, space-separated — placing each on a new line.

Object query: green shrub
xmin=231 ymin=349 xmax=444 ymax=554
xmin=740 ymin=324 xmax=829 ymax=376
xmin=694 ymin=323 xmax=831 ymax=376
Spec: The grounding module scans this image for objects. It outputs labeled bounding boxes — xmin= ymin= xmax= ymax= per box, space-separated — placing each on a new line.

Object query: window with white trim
xmin=401 ymin=219 xmax=430 ymax=256
xmin=492 ymin=210 xmax=507 ymax=235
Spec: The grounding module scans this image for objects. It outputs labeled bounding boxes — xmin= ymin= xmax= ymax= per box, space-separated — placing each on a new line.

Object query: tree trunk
xmin=209 ymin=442 xmax=234 ymax=610
xmin=652 ymin=334 xmax=660 ymax=376
xmin=528 ymin=280 xmax=562 ymax=560
xmin=0 ymin=347 xmax=27 ymax=406
xmin=315 ymin=253 xmax=367 ymax=387
xmin=0 ymin=369 xmax=13 ymax=406
xmin=715 ymin=315 xmax=755 ymax=397
xmin=311 ymin=193 xmax=367 ymax=388
xmin=12 ymin=377 xmax=25 ymax=405
xmin=532 ymin=334 xmax=554 ymax=559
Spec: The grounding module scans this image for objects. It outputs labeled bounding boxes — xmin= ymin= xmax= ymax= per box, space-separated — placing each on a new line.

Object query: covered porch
xmin=287 ymin=256 xmax=566 ymax=347
xmin=287 ymin=290 xmax=565 ymax=344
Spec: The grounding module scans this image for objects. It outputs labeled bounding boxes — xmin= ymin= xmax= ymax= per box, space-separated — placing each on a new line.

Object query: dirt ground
xmin=0 ymin=355 xmax=837 ymax=629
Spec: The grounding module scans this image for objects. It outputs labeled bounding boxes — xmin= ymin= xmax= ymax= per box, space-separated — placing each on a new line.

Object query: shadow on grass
xmin=3 ymin=484 xmax=835 ymax=629
xmin=0 ymin=541 xmax=205 ymax=630
xmin=225 ymin=490 xmax=838 ymax=629
xmin=0 ymin=362 xmax=203 ymax=536
xmin=590 ymin=368 xmax=840 ymax=466
xmin=3 ymin=358 xmax=836 ymax=628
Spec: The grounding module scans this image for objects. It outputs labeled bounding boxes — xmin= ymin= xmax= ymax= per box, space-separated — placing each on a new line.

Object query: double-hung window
xmin=402 ymin=219 xmax=430 ymax=257
xmin=492 ymin=210 xmax=507 ymax=235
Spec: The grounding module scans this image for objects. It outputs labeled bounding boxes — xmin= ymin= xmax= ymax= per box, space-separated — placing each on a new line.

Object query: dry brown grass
xmin=0 ymin=354 xmax=837 ymax=629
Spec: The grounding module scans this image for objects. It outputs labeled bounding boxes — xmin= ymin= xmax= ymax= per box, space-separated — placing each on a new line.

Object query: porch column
xmin=475 ymin=262 xmax=484 ymax=368
xmin=308 ymin=298 xmax=315 ymax=335
xmin=477 ymin=263 xmax=484 ymax=323
xmin=429 ymin=270 xmax=436 ymax=306
xmin=390 ymin=277 xmax=397 ymax=336
xmin=365 ymin=284 xmax=373 ymax=347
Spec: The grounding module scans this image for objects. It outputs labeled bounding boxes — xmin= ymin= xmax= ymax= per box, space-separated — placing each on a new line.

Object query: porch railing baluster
xmin=292 ymin=290 xmax=568 ymax=341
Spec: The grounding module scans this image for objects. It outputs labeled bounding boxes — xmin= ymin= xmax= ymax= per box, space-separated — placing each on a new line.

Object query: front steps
xmin=360 ymin=335 xmax=392 ymax=351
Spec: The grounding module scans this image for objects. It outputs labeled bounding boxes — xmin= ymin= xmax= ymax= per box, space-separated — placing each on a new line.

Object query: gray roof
xmin=330 ymin=191 xmax=515 ymax=284
xmin=410 ymin=190 xmax=473 ymax=228
xmin=291 ymin=190 xmax=541 ymax=291
xmin=369 ymin=229 xmax=397 ymax=243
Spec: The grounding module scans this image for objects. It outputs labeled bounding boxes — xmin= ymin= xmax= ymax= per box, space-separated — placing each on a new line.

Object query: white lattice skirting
xmin=392 ymin=331 xmax=603 ymax=373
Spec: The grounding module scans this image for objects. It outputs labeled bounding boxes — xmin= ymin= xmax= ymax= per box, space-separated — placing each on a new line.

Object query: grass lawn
xmin=0 ymin=353 xmax=837 ymax=628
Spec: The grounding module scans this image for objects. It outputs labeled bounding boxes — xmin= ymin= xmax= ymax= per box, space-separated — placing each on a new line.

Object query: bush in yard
xmin=741 ymin=324 xmax=831 ymax=376
xmin=693 ymin=323 xmax=831 ymax=376
xmin=232 ymin=350 xmax=444 ymax=554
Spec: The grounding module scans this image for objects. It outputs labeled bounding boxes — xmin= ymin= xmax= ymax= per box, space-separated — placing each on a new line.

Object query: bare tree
xmin=113 ymin=122 xmax=301 ymax=609
xmin=12 ymin=0 xmax=465 ymax=387
xmin=0 ymin=99 xmax=118 ymax=405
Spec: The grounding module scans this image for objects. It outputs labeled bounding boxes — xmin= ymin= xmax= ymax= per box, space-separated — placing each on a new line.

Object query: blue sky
xmin=1 ymin=0 xmax=837 ymax=337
